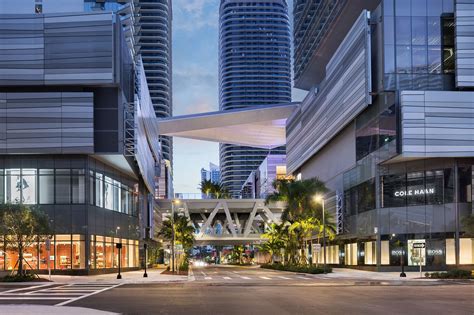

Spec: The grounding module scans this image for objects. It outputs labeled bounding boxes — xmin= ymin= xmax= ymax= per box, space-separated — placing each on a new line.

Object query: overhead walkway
xmin=156 ymin=199 xmax=286 ymax=246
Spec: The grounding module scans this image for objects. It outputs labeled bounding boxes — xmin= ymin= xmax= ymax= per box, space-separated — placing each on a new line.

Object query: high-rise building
xmin=288 ymin=0 xmax=474 ymax=270
xmin=218 ymin=0 xmax=291 ymax=197
xmin=138 ymin=0 xmax=173 ymax=164
xmin=201 ymin=163 xmax=221 ymax=184
xmin=0 ymin=9 xmax=161 ymax=273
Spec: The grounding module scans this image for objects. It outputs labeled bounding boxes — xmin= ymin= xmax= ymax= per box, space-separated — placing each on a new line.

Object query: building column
xmin=375 ymin=167 xmax=382 ymax=271
xmin=454 ymin=160 xmax=460 ymax=266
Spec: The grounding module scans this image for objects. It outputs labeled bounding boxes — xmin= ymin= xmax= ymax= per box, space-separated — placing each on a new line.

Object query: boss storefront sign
xmin=394 ymin=188 xmax=435 ymax=197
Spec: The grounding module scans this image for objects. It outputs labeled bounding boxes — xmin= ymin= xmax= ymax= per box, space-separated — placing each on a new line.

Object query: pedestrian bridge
xmin=156 ymin=199 xmax=285 ymax=246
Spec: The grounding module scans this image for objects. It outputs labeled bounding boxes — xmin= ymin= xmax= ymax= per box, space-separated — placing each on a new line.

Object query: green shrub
xmin=426 ymin=269 xmax=472 ymax=279
xmin=261 ymin=263 xmax=331 ymax=274
xmin=2 ymin=273 xmax=38 ymax=282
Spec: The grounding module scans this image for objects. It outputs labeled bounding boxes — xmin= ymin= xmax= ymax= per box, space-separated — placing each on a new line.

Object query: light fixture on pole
xmin=314 ymin=194 xmax=326 ymax=273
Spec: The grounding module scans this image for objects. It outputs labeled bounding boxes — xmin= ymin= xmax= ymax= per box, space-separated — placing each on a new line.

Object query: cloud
xmin=173 ymin=0 xmax=219 ymax=31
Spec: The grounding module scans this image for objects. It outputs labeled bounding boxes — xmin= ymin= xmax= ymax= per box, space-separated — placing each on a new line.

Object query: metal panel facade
xmin=0 ymin=92 xmax=94 ymax=154
xmin=401 ymin=90 xmax=474 ymax=157
xmin=0 ymin=12 xmax=114 ymax=86
xmin=286 ymin=11 xmax=372 ymax=174
xmin=455 ymin=0 xmax=474 ymax=87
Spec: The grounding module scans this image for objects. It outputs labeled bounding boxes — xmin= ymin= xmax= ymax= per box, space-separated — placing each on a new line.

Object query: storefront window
xmin=39 ymin=239 xmax=52 ymax=270
xmin=344 ymin=243 xmax=358 ymax=266
xmin=90 ymin=235 xmax=96 ymax=269
xmin=72 ymin=234 xmax=85 ymax=269
xmin=121 ymin=240 xmax=128 ymax=268
xmin=364 ymin=241 xmax=376 ymax=265
xmin=22 ymin=240 xmax=38 ymax=270
xmin=96 ymin=236 xmax=105 ymax=269
xmin=5 ymin=243 xmax=18 ymax=271
xmin=105 ymin=237 xmax=113 ymax=268
xmin=382 ymin=169 xmax=453 ymax=208
xmin=0 ymin=237 xmax=4 ymax=270
xmin=55 ymin=234 xmax=71 ymax=270
xmin=459 ymin=238 xmax=474 ymax=265
xmin=128 ymin=241 xmax=135 ymax=267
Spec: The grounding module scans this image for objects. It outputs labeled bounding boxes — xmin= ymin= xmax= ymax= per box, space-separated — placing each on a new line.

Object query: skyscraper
xmin=138 ymin=0 xmax=173 ymax=165
xmin=218 ymin=0 xmax=291 ymax=197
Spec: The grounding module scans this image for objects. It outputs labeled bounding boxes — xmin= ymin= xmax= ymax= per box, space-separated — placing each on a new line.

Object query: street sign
xmin=312 ymin=244 xmax=321 ymax=253
xmin=413 ymin=243 xmax=425 ymax=249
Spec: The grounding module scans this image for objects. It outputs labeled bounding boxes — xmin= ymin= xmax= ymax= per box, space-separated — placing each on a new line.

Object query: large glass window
xmin=39 ymin=169 xmax=54 ymax=204
xmin=55 ymin=169 xmax=71 ymax=204
xmin=55 ymin=234 xmax=71 ymax=270
xmin=382 ymin=169 xmax=453 ymax=208
xmin=5 ymin=169 xmax=21 ymax=203
xmin=72 ymin=234 xmax=85 ymax=269
xmin=0 ymin=170 xmax=3 ymax=204
xmin=71 ymin=169 xmax=85 ymax=204
xmin=95 ymin=173 xmax=104 ymax=208
xmin=104 ymin=176 xmax=113 ymax=210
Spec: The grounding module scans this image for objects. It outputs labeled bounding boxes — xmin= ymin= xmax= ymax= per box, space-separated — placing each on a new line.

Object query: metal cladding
xmin=286 ymin=11 xmax=372 ymax=175
xmin=400 ymin=90 xmax=474 ymax=157
xmin=455 ymin=0 xmax=474 ymax=87
xmin=0 ymin=12 xmax=115 ymax=86
xmin=138 ymin=0 xmax=173 ymax=163
xmin=0 ymin=92 xmax=94 ymax=154
xmin=218 ymin=0 xmax=291 ymax=197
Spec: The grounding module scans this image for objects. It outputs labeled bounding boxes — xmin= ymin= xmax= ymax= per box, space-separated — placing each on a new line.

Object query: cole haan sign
xmin=394 ymin=188 xmax=435 ymax=197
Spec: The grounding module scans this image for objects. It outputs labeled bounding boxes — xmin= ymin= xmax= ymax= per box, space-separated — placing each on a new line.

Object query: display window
xmin=55 ymin=234 xmax=71 ymax=270
xmin=72 ymin=234 xmax=85 ymax=269
xmin=105 ymin=238 xmax=113 ymax=268
xmin=96 ymin=236 xmax=105 ymax=269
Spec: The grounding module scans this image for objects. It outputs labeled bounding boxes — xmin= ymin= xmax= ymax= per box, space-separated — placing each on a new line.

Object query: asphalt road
xmin=68 ymin=265 xmax=474 ymax=315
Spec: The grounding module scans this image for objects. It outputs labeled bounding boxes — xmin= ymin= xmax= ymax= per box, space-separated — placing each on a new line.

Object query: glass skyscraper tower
xmin=218 ymin=0 xmax=291 ymax=197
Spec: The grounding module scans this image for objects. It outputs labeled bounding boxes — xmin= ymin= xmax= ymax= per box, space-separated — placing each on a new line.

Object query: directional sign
xmin=413 ymin=242 xmax=425 ymax=249
xmin=312 ymin=244 xmax=322 ymax=253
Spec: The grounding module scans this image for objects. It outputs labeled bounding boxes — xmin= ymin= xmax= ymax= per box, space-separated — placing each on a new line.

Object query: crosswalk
xmin=0 ymin=282 xmax=121 ymax=306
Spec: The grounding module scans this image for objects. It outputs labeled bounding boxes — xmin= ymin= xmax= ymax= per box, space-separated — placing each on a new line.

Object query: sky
xmin=172 ymin=0 xmax=306 ymax=195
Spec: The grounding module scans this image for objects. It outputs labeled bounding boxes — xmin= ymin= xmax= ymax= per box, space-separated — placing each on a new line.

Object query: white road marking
xmin=55 ymin=283 xmax=123 ymax=306
xmin=240 ymin=276 xmax=251 ymax=280
xmin=0 ymin=283 xmax=53 ymax=295
xmin=296 ymin=276 xmax=310 ymax=280
xmin=223 ymin=277 xmax=232 ymax=280
xmin=277 ymin=276 xmax=291 ymax=280
xmin=259 ymin=276 xmax=271 ymax=280
xmin=204 ymin=277 xmax=212 ymax=280
xmin=0 ymin=297 xmax=70 ymax=300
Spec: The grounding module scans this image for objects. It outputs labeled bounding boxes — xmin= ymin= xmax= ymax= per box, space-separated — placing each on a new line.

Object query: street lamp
xmin=314 ymin=195 xmax=326 ymax=273
xmin=116 ymin=226 xmax=122 ymax=279
xmin=171 ymin=199 xmax=180 ymax=273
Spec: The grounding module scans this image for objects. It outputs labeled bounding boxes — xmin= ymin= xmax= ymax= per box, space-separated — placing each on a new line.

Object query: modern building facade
xmin=201 ymin=163 xmax=221 ymax=184
xmin=289 ymin=0 xmax=474 ymax=270
xmin=240 ymin=154 xmax=288 ymax=199
xmin=0 ymin=10 xmax=161 ymax=274
xmin=218 ymin=0 xmax=292 ymax=197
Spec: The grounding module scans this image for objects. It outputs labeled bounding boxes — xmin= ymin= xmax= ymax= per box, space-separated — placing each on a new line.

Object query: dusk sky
xmin=172 ymin=0 xmax=306 ymax=194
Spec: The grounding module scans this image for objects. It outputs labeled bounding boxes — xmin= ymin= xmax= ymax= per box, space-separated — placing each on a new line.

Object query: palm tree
xmin=260 ymin=223 xmax=286 ymax=264
xmin=199 ymin=179 xmax=214 ymax=198
xmin=157 ymin=213 xmax=195 ymax=271
xmin=266 ymin=178 xmax=327 ymax=222
xmin=289 ymin=218 xmax=318 ymax=265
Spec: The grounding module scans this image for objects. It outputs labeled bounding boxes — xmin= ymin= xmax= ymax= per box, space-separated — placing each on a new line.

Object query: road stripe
xmin=55 ymin=283 xmax=123 ymax=306
xmin=223 ymin=277 xmax=232 ymax=280
xmin=296 ymin=276 xmax=310 ymax=280
xmin=0 ymin=297 xmax=70 ymax=300
xmin=0 ymin=283 xmax=54 ymax=295
xmin=240 ymin=276 xmax=251 ymax=280
xmin=259 ymin=276 xmax=271 ymax=280
xmin=277 ymin=276 xmax=291 ymax=280
xmin=204 ymin=277 xmax=212 ymax=280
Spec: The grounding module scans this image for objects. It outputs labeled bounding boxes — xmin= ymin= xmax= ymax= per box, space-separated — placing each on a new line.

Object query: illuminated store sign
xmin=394 ymin=188 xmax=435 ymax=197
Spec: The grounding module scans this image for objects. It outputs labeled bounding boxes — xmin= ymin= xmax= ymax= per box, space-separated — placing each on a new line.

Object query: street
xmin=0 ymin=265 xmax=472 ymax=314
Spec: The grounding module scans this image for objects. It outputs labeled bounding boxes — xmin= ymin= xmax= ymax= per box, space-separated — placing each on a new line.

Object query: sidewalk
xmin=0 ymin=305 xmax=118 ymax=315
xmin=35 ymin=268 xmax=189 ymax=284
xmin=326 ymin=268 xmax=434 ymax=281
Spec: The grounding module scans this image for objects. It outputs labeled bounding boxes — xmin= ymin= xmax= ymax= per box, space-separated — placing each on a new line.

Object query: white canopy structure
xmin=156 ymin=103 xmax=298 ymax=148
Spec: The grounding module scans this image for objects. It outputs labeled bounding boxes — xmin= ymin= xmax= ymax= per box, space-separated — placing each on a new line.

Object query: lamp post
xmin=314 ymin=195 xmax=326 ymax=273
xmin=171 ymin=199 xmax=180 ymax=273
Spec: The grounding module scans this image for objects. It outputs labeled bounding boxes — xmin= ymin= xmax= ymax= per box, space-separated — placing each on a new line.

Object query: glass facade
xmin=0 ymin=234 xmax=139 ymax=271
xmin=383 ymin=0 xmax=455 ymax=90
xmin=0 ymin=167 xmax=137 ymax=216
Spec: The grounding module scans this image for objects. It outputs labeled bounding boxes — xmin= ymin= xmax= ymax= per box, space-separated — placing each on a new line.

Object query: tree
xmin=259 ymin=223 xmax=286 ymax=264
xmin=0 ymin=204 xmax=52 ymax=276
xmin=461 ymin=214 xmax=474 ymax=237
xmin=157 ymin=212 xmax=195 ymax=272
xmin=199 ymin=179 xmax=215 ymax=198
xmin=266 ymin=178 xmax=327 ymax=222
